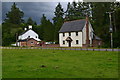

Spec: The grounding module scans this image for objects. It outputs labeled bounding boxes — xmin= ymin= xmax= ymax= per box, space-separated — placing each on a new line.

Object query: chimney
xmin=86 ymin=16 xmax=90 ymax=47
xmin=24 ymin=28 xmax=27 ymax=31
xmin=28 ymin=25 xmax=32 ymax=29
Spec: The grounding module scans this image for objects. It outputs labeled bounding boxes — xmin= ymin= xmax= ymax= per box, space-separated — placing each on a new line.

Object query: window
xmin=31 ymin=42 xmax=34 ymax=44
xmin=76 ymin=40 xmax=79 ymax=44
xmin=69 ymin=32 xmax=71 ymax=36
xmin=63 ymin=33 xmax=65 ymax=37
xmin=36 ymin=36 xmax=37 ymax=38
xmin=28 ymin=36 xmax=30 ymax=38
xmin=76 ymin=32 xmax=78 ymax=36
xmin=63 ymin=41 xmax=65 ymax=44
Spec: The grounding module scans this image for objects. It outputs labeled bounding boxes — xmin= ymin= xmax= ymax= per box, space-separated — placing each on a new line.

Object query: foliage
xmin=53 ymin=3 xmax=64 ymax=43
xmin=2 ymin=23 xmax=23 ymax=46
xmin=91 ymin=2 xmax=120 ymax=48
xmin=5 ymin=3 xmax=24 ymax=24
xmin=39 ymin=14 xmax=54 ymax=41
xmin=2 ymin=2 xmax=120 ymax=47
xmin=65 ymin=2 xmax=91 ymax=21
xmin=26 ymin=17 xmax=37 ymax=26
xmin=2 ymin=3 xmax=24 ymax=46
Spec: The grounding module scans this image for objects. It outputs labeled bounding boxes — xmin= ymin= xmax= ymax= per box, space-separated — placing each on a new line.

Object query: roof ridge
xmin=64 ymin=19 xmax=86 ymax=23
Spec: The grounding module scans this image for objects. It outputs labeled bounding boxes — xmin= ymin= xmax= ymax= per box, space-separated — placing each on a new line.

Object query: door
xmin=68 ymin=41 xmax=71 ymax=47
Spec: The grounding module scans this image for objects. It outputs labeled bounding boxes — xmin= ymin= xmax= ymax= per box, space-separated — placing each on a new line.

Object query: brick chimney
xmin=86 ymin=16 xmax=90 ymax=47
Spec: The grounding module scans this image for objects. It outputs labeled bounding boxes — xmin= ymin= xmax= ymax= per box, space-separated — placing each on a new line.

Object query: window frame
xmin=63 ymin=33 xmax=65 ymax=37
xmin=69 ymin=32 xmax=71 ymax=36
xmin=31 ymin=41 xmax=34 ymax=44
xmin=76 ymin=40 xmax=79 ymax=44
xmin=63 ymin=40 xmax=65 ymax=44
xmin=76 ymin=32 xmax=78 ymax=36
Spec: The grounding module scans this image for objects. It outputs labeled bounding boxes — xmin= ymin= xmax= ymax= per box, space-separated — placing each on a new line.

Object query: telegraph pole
xmin=106 ymin=12 xmax=114 ymax=48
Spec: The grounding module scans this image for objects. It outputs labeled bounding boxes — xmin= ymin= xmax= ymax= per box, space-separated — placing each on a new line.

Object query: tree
xmin=39 ymin=14 xmax=54 ymax=41
xmin=5 ymin=2 xmax=24 ymax=24
xmin=27 ymin=17 xmax=34 ymax=25
xmin=91 ymin=2 xmax=120 ymax=48
xmin=65 ymin=2 xmax=91 ymax=21
xmin=2 ymin=3 xmax=24 ymax=46
xmin=53 ymin=3 xmax=64 ymax=43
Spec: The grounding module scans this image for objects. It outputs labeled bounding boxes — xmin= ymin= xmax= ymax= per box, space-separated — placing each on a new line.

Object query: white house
xmin=59 ymin=17 xmax=102 ymax=47
xmin=17 ymin=25 xmax=41 ymax=47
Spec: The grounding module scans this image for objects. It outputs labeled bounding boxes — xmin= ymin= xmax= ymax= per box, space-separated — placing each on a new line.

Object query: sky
xmin=1 ymin=0 xmax=119 ymax=24
xmin=2 ymin=2 xmax=68 ymax=24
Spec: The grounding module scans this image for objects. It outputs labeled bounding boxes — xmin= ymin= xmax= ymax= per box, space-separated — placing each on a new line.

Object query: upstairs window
xmin=63 ymin=33 xmax=65 ymax=37
xmin=69 ymin=32 xmax=71 ymax=36
xmin=76 ymin=32 xmax=78 ymax=36
xmin=76 ymin=40 xmax=79 ymax=44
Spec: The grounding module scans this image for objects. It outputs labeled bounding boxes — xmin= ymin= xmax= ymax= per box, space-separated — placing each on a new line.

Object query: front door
xmin=68 ymin=41 xmax=71 ymax=47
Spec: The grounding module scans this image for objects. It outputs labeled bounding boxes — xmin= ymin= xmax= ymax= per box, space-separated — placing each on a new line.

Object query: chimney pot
xmin=28 ymin=25 xmax=32 ymax=29
xmin=24 ymin=28 xmax=27 ymax=31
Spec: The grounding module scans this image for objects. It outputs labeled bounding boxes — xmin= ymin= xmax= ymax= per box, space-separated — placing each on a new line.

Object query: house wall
xmin=59 ymin=32 xmax=82 ymax=47
xmin=19 ymin=39 xmax=38 ymax=47
xmin=82 ymin=21 xmax=93 ymax=46
xmin=18 ymin=29 xmax=40 ymax=41
xmin=27 ymin=39 xmax=38 ymax=47
xmin=20 ymin=42 xmax=27 ymax=47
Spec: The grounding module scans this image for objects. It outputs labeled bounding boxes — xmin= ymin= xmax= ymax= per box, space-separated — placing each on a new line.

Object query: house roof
xmin=59 ymin=19 xmax=86 ymax=33
xmin=18 ymin=38 xmax=38 ymax=42
xmin=93 ymin=34 xmax=101 ymax=40
xmin=66 ymin=37 xmax=73 ymax=41
xmin=19 ymin=29 xmax=32 ymax=36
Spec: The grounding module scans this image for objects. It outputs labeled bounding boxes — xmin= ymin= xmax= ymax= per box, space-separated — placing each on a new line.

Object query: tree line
xmin=2 ymin=2 xmax=120 ymax=48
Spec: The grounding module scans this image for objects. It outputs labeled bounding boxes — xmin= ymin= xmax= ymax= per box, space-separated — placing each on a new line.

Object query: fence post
xmin=106 ymin=49 xmax=107 ymax=51
xmin=112 ymin=48 xmax=113 ymax=51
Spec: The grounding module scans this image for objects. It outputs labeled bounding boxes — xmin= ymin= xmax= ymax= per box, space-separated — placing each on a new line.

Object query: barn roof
xmin=59 ymin=19 xmax=86 ymax=33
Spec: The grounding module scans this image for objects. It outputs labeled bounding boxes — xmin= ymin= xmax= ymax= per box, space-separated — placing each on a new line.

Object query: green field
xmin=2 ymin=49 xmax=118 ymax=78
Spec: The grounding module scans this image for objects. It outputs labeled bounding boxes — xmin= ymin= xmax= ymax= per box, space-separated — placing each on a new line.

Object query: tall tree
xmin=91 ymin=2 xmax=120 ymax=47
xmin=5 ymin=2 xmax=24 ymax=24
xmin=2 ymin=3 xmax=24 ymax=46
xmin=53 ymin=3 xmax=64 ymax=43
xmin=40 ymin=14 xmax=54 ymax=41
xmin=65 ymin=2 xmax=91 ymax=21
xmin=27 ymin=17 xmax=34 ymax=25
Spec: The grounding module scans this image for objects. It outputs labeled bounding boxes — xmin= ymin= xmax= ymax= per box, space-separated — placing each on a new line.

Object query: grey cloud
xmin=2 ymin=2 xmax=67 ymax=24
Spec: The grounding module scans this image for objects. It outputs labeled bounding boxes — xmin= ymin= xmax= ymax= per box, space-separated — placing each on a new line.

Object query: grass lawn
xmin=2 ymin=49 xmax=118 ymax=78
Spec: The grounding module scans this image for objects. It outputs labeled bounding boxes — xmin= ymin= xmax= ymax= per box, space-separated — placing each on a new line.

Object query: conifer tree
xmin=5 ymin=2 xmax=24 ymax=24
xmin=53 ymin=3 xmax=64 ymax=43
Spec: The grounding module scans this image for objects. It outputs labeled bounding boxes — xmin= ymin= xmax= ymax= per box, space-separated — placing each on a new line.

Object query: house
xmin=17 ymin=25 xmax=41 ymax=47
xmin=59 ymin=17 xmax=102 ymax=47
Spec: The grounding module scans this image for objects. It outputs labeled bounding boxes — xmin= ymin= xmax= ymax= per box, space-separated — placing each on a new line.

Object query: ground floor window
xmin=76 ymin=40 xmax=79 ymax=44
xmin=63 ymin=41 xmax=65 ymax=44
xmin=31 ymin=41 xmax=34 ymax=44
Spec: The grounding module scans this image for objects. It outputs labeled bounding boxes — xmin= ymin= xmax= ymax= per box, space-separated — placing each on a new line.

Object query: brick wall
xmin=92 ymin=39 xmax=102 ymax=47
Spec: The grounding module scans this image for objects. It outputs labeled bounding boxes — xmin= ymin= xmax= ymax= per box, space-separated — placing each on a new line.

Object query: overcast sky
xmin=2 ymin=0 xmax=119 ymax=24
xmin=2 ymin=2 xmax=68 ymax=24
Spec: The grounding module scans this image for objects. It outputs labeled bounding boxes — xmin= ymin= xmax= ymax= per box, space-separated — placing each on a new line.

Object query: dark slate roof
xmin=59 ymin=19 xmax=86 ymax=33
